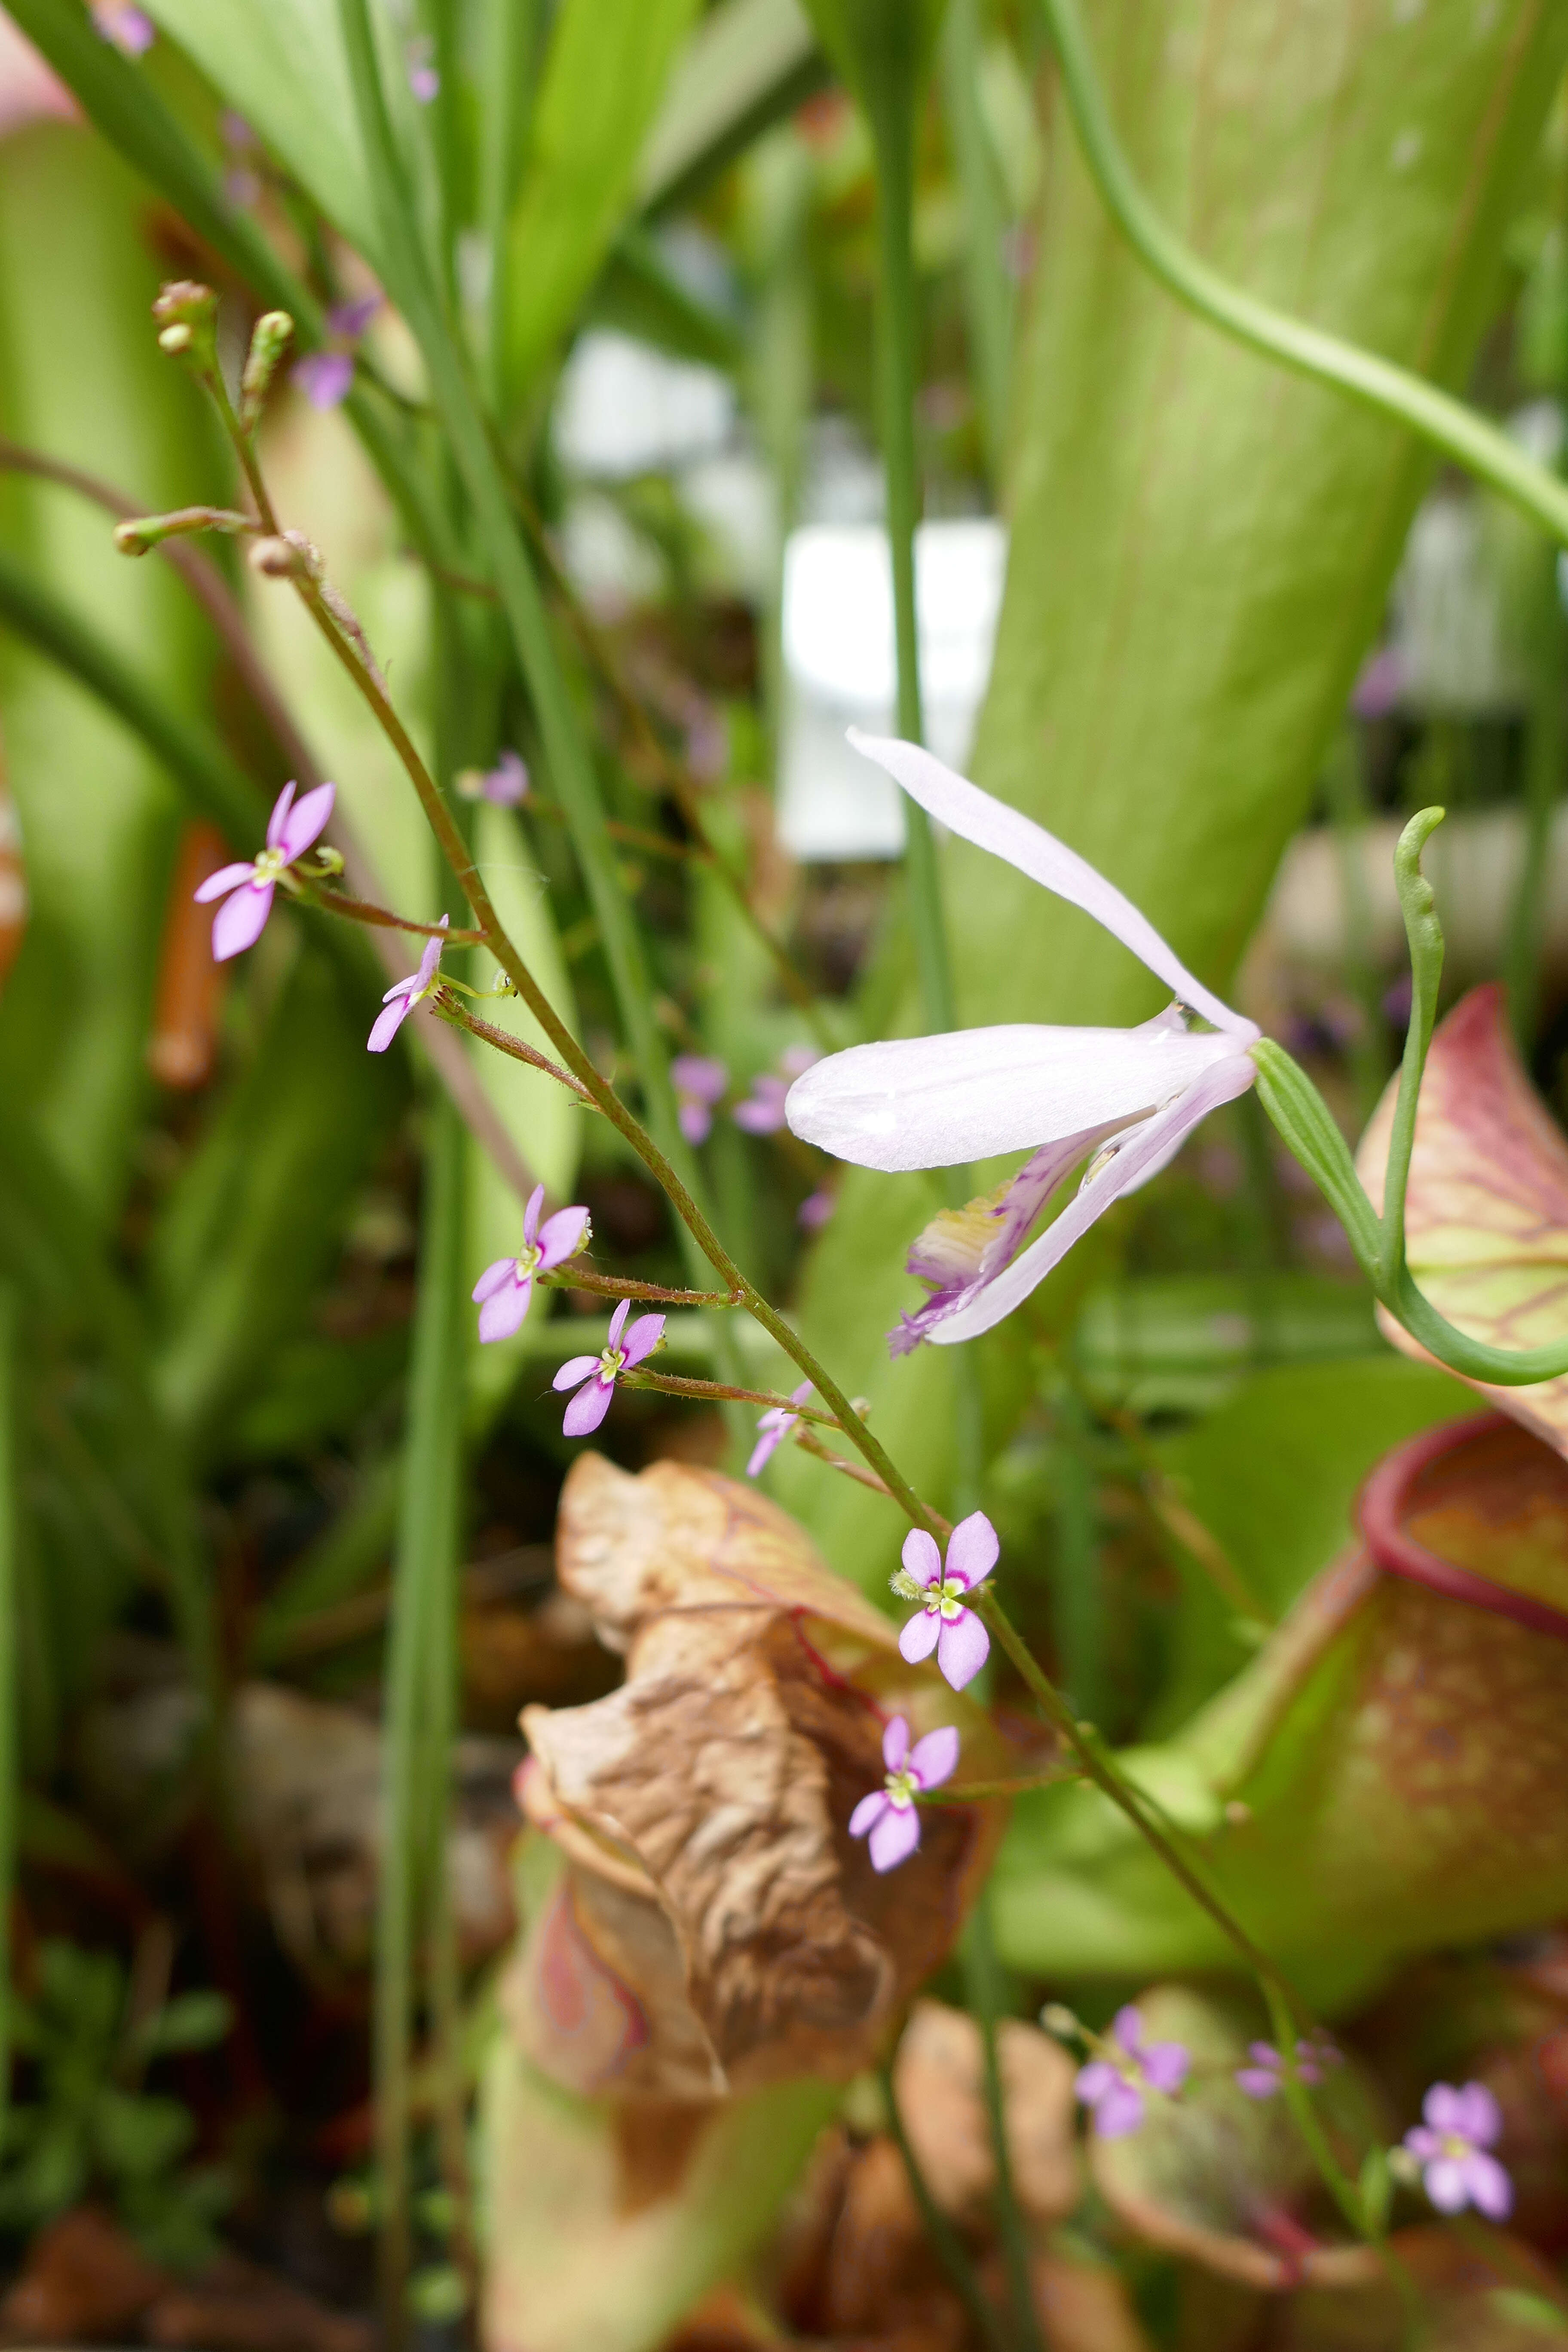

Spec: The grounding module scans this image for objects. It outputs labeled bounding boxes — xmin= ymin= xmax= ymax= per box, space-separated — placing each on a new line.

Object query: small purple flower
xmin=368 ymin=916 xmax=448 ymax=1053
xmin=407 ymin=38 xmax=440 ymax=101
xmin=552 ymin=1299 xmax=665 ymax=1437
xmin=672 ymin=1054 xmax=729 ymax=1146
xmin=1403 ymin=2082 xmax=1513 ymax=2220
xmin=1075 ymin=2007 xmax=1190 ymax=2139
xmin=291 ymin=296 xmax=381 ymax=414
xmin=747 ymin=1381 xmax=812 ymax=1478
xmin=847 ymin=1715 xmax=959 ymax=1873
xmin=891 ymin=1510 xmax=998 ymax=1691
xmin=1351 ymin=643 xmax=1404 ymax=722
xmin=193 ymin=779 xmax=335 ymax=961
xmin=93 ymin=3 xmax=155 ymax=56
xmin=472 ymin=1184 xmax=591 ymax=1343
xmin=734 ymin=1046 xmax=820 ymax=1135
xmin=484 ymin=749 xmax=529 ymax=806
xmin=797 ymin=1188 xmax=835 ymax=1232
xmin=293 ymin=352 xmax=356 ymax=412
xmin=1236 ymin=2035 xmax=1338 ymax=2100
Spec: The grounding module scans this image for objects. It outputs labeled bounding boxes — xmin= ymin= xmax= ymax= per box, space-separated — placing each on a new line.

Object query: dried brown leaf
xmin=516 ymin=1456 xmax=1006 ymax=2097
xmin=894 ymin=2000 xmax=1080 ymax=2229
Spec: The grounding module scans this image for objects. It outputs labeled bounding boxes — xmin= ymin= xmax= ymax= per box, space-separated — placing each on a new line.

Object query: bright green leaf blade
xmin=138 ymin=0 xmax=382 ymax=266
xmin=636 ymin=0 xmax=825 ymax=219
xmin=503 ymin=0 xmax=702 ymax=398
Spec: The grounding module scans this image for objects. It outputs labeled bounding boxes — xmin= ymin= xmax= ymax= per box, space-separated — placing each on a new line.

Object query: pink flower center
xmin=923 ymin=1574 xmax=968 ymax=1621
xmin=252 ymin=845 xmax=288 ymax=885
xmin=884 ymin=1764 xmax=918 ymax=1810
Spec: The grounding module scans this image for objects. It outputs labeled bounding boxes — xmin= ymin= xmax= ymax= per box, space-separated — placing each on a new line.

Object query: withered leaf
xmin=893 ymin=2000 xmax=1080 ymax=2229
xmin=1357 ymin=984 xmax=1568 ymax=1455
xmin=516 ymin=1456 xmax=1006 ymax=2098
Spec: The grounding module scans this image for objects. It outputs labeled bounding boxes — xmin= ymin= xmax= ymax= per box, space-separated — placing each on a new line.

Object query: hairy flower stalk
xmin=786 ymin=735 xmax=1259 ymax=1350
xmin=194 ymin=778 xmax=335 ymax=959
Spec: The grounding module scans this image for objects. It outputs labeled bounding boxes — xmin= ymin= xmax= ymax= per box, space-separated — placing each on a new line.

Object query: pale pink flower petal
xmin=1467 ymin=2151 xmax=1513 ymax=2220
xmin=562 ymin=1376 xmax=614 ymax=1436
xmin=945 ymin=1510 xmax=998 ymax=1589
xmin=882 ymin=1715 xmax=910 ymax=1773
xmin=620 ymin=1312 xmax=665 ymax=1368
xmin=276 ymin=780 xmax=335 ymax=862
xmin=536 ymin=1206 xmax=590 ymax=1269
xmin=194 ymin=860 xmax=257 ymax=904
xmin=848 ymin=1791 xmax=887 ymax=1838
xmin=478 ymin=1277 xmax=533 ymax=1344
xmin=868 ymin=1804 xmax=922 ymax=1872
xmin=936 ymin=1610 xmax=989 ymax=1690
xmin=294 ymin=351 xmax=355 ymax=411
xmin=472 ymin=1258 xmax=514 ymax=1304
xmin=845 ymin=731 xmax=1257 ymax=1042
xmin=1423 ymin=2159 xmax=1470 ymax=2214
xmin=908 ymin=1725 xmax=959 ymax=1787
xmin=552 ymin=1355 xmax=601 ymax=1391
xmin=211 ymin=880 xmax=274 ymax=961
xmin=367 ymin=995 xmax=413 ymax=1053
xmin=901 ymin=1528 xmax=943 ymax=1587
xmin=1142 ymin=2042 xmax=1191 ymax=2095
xmin=265 ymin=781 xmax=296 ymax=849
xmin=898 ymin=1611 xmax=941 ymax=1665
xmin=1090 ymin=2079 xmax=1146 ymax=2138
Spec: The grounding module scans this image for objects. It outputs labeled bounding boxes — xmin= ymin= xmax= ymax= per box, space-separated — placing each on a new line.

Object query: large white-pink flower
xmin=784 ymin=734 xmax=1260 ymax=1351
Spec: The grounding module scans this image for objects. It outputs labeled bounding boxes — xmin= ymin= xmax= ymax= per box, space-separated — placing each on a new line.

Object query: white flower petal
xmin=846 ymin=732 xmax=1259 ymax=1045
xmin=927 ymin=1052 xmax=1257 ymax=1343
xmin=785 ymin=1020 xmax=1244 ymax=1171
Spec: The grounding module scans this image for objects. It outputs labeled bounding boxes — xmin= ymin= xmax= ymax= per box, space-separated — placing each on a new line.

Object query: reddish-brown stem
xmin=539 ymin=1266 xmax=741 ymax=1308
xmin=620 ymin=1369 xmax=842 ymax=1424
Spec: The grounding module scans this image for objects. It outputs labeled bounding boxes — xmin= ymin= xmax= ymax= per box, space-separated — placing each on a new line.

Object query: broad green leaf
xmin=797 ymin=0 xmax=945 ymax=115
xmin=1151 ymin=1352 xmax=1475 ymax=1731
xmin=636 ymin=0 xmax=824 ymax=219
xmin=138 ymin=0 xmax=380 ymax=266
xmin=502 ymin=0 xmax=701 ymax=398
xmin=0 ymin=125 xmax=223 ymax=1226
xmin=782 ymin=0 xmax=1568 ymax=1585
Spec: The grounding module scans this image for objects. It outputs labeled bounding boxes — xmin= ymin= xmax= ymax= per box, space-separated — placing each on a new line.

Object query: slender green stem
xmin=1036 ymin=0 xmax=1568 ymax=549
xmin=0 ymin=1290 xmax=17 ymax=2160
xmin=879 ymin=2059 xmax=1010 ymax=2352
xmin=538 ymin=1268 xmax=741 ymax=1308
xmin=977 ymin=1586 xmax=1294 ymax=2000
xmin=376 ymin=1101 xmax=467 ymax=2337
xmin=964 ymin=1891 xmax=1046 ymax=2352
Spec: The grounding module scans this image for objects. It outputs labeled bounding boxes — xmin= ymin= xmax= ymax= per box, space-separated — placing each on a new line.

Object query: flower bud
xmin=152 ymin=279 xmax=217 ymax=374
xmin=240 ymin=309 xmax=294 ymax=432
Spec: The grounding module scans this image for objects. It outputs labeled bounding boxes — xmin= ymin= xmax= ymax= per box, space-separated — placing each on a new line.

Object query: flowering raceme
xmin=193 ymin=780 xmax=335 ymax=960
xmin=785 ymin=735 xmax=1260 ymax=1351
xmin=472 ymin=1185 xmax=591 ymax=1343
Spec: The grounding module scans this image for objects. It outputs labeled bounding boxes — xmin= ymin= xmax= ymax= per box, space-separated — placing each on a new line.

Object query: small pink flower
xmin=483 ymin=749 xmax=529 ymax=806
xmin=1403 ymin=2082 xmax=1512 ymax=2219
xmin=93 ymin=3 xmax=155 ymax=56
xmin=672 ymin=1054 xmax=729 ymax=1146
xmin=1236 ymin=2034 xmax=1338 ymax=2100
xmin=193 ymin=780 xmax=335 ymax=961
xmin=747 ymin=1381 xmax=812 ymax=1478
xmin=368 ymin=916 xmax=448 ymax=1052
xmin=1076 ymin=2007 xmax=1190 ymax=2138
xmin=734 ymin=1046 xmax=820 ymax=1134
xmin=407 ymin=38 xmax=439 ymax=101
xmin=291 ymin=296 xmax=381 ymax=413
xmin=552 ymin=1299 xmax=665 ymax=1436
xmin=472 ymin=1184 xmax=591 ymax=1343
xmin=797 ymin=1188 xmax=835 ymax=1231
xmin=892 ymin=1510 xmax=997 ymax=1691
xmin=848 ymin=1715 xmax=959 ymax=1873
xmin=293 ymin=352 xmax=355 ymax=412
